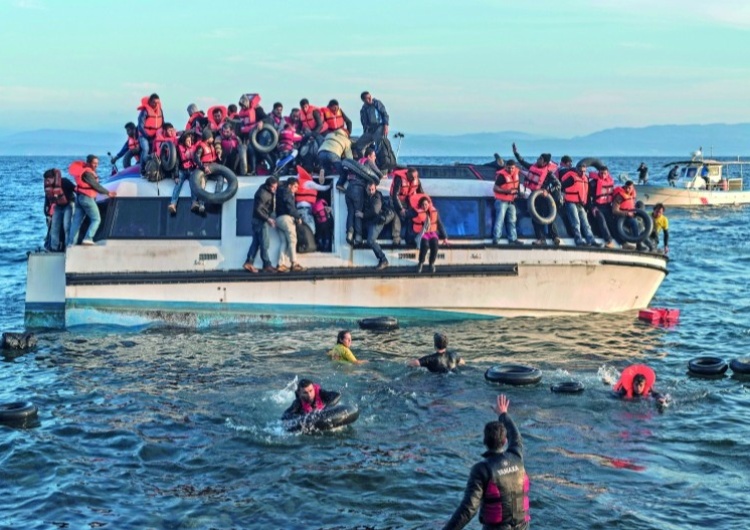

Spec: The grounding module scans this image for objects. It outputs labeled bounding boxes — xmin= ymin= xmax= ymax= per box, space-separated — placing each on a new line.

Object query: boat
xmin=25 ymin=165 xmax=669 ymax=328
xmin=629 ymin=150 xmax=750 ymax=207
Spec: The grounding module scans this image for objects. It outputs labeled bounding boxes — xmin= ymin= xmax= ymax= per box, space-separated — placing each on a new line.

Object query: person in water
xmin=443 ymin=394 xmax=530 ymax=530
xmin=327 ymin=330 xmax=368 ymax=364
xmin=649 ymin=203 xmax=669 ymax=254
xmin=408 ymin=332 xmax=464 ymax=373
xmin=281 ymin=379 xmax=341 ymax=419
xmin=612 ymin=364 xmax=665 ymax=405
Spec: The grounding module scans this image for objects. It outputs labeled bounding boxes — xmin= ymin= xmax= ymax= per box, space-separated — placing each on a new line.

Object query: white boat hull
xmin=638 ymin=185 xmax=750 ymax=207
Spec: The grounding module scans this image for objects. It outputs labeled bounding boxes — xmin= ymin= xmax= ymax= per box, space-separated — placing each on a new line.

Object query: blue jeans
xmin=367 ymin=210 xmax=396 ymax=262
xmin=170 ymin=169 xmax=197 ymax=206
xmin=345 ymin=182 xmax=366 ymax=238
xmin=492 ymin=199 xmax=517 ymax=242
xmin=246 ymin=218 xmax=273 ymax=267
xmin=138 ymin=136 xmax=151 ymax=168
xmin=318 ymin=151 xmax=343 ymax=184
xmin=48 ymin=203 xmax=74 ymax=251
xmin=68 ymin=194 xmax=101 ymax=245
xmin=565 ymin=202 xmax=595 ymax=244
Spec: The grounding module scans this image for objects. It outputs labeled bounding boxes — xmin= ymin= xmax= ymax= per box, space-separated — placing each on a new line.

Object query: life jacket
xmin=300 ymin=105 xmax=325 ymax=133
xmin=186 ymin=111 xmax=205 ymax=134
xmin=321 ymin=107 xmax=347 ymax=134
xmin=312 ymin=198 xmax=330 ymax=224
xmin=299 ymin=384 xmax=325 ymax=414
xmin=613 ymin=186 xmax=637 ymax=211
xmin=613 ymin=364 xmax=656 ymax=398
xmin=178 ymin=144 xmax=196 ymax=170
xmin=127 ymin=134 xmax=140 ymax=155
xmin=238 ymin=93 xmax=262 ymax=134
xmin=69 ymin=160 xmax=99 ymax=198
xmin=196 ymin=141 xmax=217 ymax=164
xmin=481 ymin=465 xmax=530 ymax=527
xmin=561 ymin=169 xmax=588 ymax=204
xmin=524 ymin=164 xmax=550 ymax=192
xmin=589 ymin=171 xmax=614 ymax=205
xmin=279 ymin=128 xmax=302 ymax=152
xmin=494 ymin=167 xmax=520 ymax=202
xmin=389 ymin=170 xmax=419 ymax=202
xmin=410 ymin=194 xmax=438 ymax=234
xmin=153 ymin=129 xmax=177 ymax=154
xmin=137 ymin=96 xmax=164 ymax=139
xmin=295 ymin=166 xmax=318 ymax=205
xmin=43 ymin=168 xmax=69 ymax=207
xmin=219 ymin=132 xmax=239 ymax=154
xmin=207 ymin=105 xmax=228 ymax=132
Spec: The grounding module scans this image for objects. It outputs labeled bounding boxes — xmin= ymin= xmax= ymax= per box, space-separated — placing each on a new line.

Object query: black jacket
xmin=443 ymin=413 xmax=528 ymax=530
xmin=281 ymin=388 xmax=341 ymax=420
xmin=252 ymin=184 xmax=276 ymax=222
xmin=363 ymin=190 xmax=393 ymax=224
xmin=360 ymin=99 xmax=389 ymax=132
xmin=276 ymin=184 xmax=301 ymax=220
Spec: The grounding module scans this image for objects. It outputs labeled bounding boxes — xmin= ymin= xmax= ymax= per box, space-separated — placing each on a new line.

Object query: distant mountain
xmin=1 ymin=124 xmax=748 ymax=157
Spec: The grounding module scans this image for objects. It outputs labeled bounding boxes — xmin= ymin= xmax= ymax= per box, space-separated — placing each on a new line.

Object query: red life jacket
xmin=279 ymin=128 xmax=302 ymax=151
xmin=613 ymin=186 xmax=636 ymax=211
xmin=322 ymin=107 xmax=347 ymax=134
xmin=299 ymin=384 xmax=325 ymax=414
xmin=220 ymin=133 xmax=239 ymax=153
xmin=154 ymin=129 xmax=177 ymax=154
xmin=126 ymin=134 xmax=140 ymax=157
xmin=196 ymin=141 xmax=217 ymax=164
xmin=613 ymin=364 xmax=656 ymax=398
xmin=69 ymin=160 xmax=100 ymax=198
xmin=590 ymin=171 xmax=614 ymax=205
xmin=44 ymin=168 xmax=68 ymax=206
xmin=207 ymin=105 xmax=228 ymax=132
xmin=494 ymin=167 xmax=520 ymax=202
xmin=186 ymin=111 xmax=205 ymax=134
xmin=561 ymin=169 xmax=588 ymax=204
xmin=238 ymin=106 xmax=259 ymax=134
xmin=137 ymin=96 xmax=164 ymax=139
xmin=390 ymin=170 xmax=420 ymax=202
xmin=524 ymin=164 xmax=550 ymax=191
xmin=300 ymin=105 xmax=324 ymax=132
xmin=295 ymin=166 xmax=318 ymax=204
xmin=178 ymin=144 xmax=196 ymax=170
xmin=410 ymin=195 xmax=438 ymax=234
xmin=312 ymin=198 xmax=329 ymax=223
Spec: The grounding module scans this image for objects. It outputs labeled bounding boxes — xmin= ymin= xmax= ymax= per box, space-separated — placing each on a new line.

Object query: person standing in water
xmin=408 ymin=332 xmax=464 ymax=373
xmin=327 ymin=330 xmax=368 ymax=364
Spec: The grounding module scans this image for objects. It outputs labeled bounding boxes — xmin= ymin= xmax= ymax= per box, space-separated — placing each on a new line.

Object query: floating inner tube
xmin=190 ymin=163 xmax=239 ymax=205
xmin=729 ymin=358 xmax=750 ymax=375
xmin=160 ymin=142 xmax=177 ymax=172
xmin=286 ymin=404 xmax=360 ymax=432
xmin=358 ymin=316 xmax=399 ymax=331
xmin=485 ymin=364 xmax=542 ymax=385
xmin=0 ymin=401 xmax=39 ymax=427
xmin=527 ymin=190 xmax=556 ymax=225
xmin=251 ymin=123 xmax=279 ymax=154
xmin=688 ymin=356 xmax=728 ymax=376
xmin=616 ymin=209 xmax=654 ymax=244
xmin=575 ymin=157 xmax=605 ymax=171
xmin=1 ymin=332 xmax=37 ymax=351
xmin=550 ymin=381 xmax=585 ymax=393
xmin=341 ymin=159 xmax=380 ymax=184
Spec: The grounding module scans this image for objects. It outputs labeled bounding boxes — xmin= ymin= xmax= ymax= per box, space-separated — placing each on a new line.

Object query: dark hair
xmin=149 ymin=93 xmax=160 ymax=102
xmin=364 ymin=147 xmax=376 ymax=158
xmin=360 ymin=91 xmax=370 ymax=101
xmin=328 ymin=99 xmax=339 ymax=107
xmin=633 ymin=374 xmax=646 ymax=386
xmin=265 ymin=176 xmax=278 ymax=187
xmin=178 ymin=131 xmax=193 ymax=145
xmin=654 ymin=202 xmax=665 ymax=211
xmin=300 ymin=98 xmax=309 ymax=107
xmin=484 ymin=421 xmax=507 ymax=451
xmin=273 ymin=102 xmax=283 ymax=110
xmin=228 ymin=104 xmax=237 ymax=114
xmin=505 ymin=160 xmax=516 ymax=167
xmin=124 ymin=122 xmax=136 ymax=129
xmin=561 ymin=155 xmax=573 ymax=164
xmin=406 ymin=167 xmax=418 ymax=179
xmin=433 ymin=332 xmax=448 ymax=350
xmin=86 ymin=154 xmax=98 ymax=164
xmin=600 ymin=165 xmax=609 ymax=171
xmin=624 ymin=180 xmax=634 ymax=187
xmin=163 ymin=122 xmax=174 ymax=130
xmin=201 ymin=128 xmax=213 ymax=141
xmin=286 ymin=177 xmax=299 ymax=187
xmin=336 ymin=329 xmax=351 ymax=344
xmin=298 ymin=378 xmax=314 ymax=391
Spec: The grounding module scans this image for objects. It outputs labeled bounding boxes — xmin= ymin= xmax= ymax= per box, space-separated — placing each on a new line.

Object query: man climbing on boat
xmin=649 ymin=203 xmax=669 ymax=254
xmin=363 ymin=181 xmax=399 ymax=270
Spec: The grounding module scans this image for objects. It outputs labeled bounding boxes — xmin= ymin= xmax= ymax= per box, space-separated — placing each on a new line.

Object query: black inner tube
xmin=527 ymin=190 xmax=556 ymax=225
xmin=190 ymin=163 xmax=239 ymax=205
xmin=285 ymin=404 xmax=360 ymax=432
xmin=358 ymin=317 xmax=399 ymax=331
xmin=730 ymin=358 xmax=750 ymax=375
xmin=688 ymin=356 xmax=728 ymax=375
xmin=550 ymin=381 xmax=585 ymax=393
xmin=341 ymin=159 xmax=380 ymax=184
xmin=485 ymin=364 xmax=542 ymax=385
xmin=251 ymin=124 xmax=279 ymax=154
xmin=160 ymin=142 xmax=177 ymax=172
xmin=616 ymin=209 xmax=654 ymax=244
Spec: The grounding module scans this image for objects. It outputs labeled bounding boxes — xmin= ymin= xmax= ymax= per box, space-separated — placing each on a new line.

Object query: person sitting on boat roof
xmin=110 ymin=122 xmax=140 ymax=169
xmin=363 ymin=181 xmax=400 ymax=270
xmin=191 ymin=129 xmax=221 ymax=214
xmin=274 ymin=177 xmax=306 ymax=273
xmin=243 ymin=176 xmax=279 ymax=274
xmin=281 ymin=379 xmax=341 ymax=420
xmin=67 ymin=155 xmax=117 ymax=247
xmin=613 ymin=364 xmax=665 ymax=406
xmin=207 ymin=105 xmax=228 ymax=133
xmin=318 ymin=128 xmax=353 ymax=187
xmin=492 ymin=159 xmax=523 ymax=246
xmin=588 ymin=165 xmax=617 ymax=248
xmin=277 ymin=122 xmax=303 ymax=163
xmin=408 ymin=194 xmax=449 ymax=273
xmin=237 ymin=93 xmax=268 ymax=176
xmin=390 ymin=167 xmax=424 ymax=245
xmin=169 ymin=131 xmax=198 ymax=215
xmin=611 ymin=180 xmax=638 ymax=250
xmin=218 ymin=122 xmax=241 ymax=175
xmin=512 ymin=143 xmax=562 ymax=246
xmin=185 ymin=103 xmax=208 ymax=136
xmin=328 ymin=330 xmax=368 ymax=364
xmin=136 ymin=93 xmax=163 ymax=171
xmin=560 ymin=161 xmax=600 ymax=247
xmin=227 ymin=103 xmax=238 ymax=120
xmin=345 ymin=148 xmax=382 ymax=246
xmin=287 ymin=107 xmax=302 ymax=133
xmin=649 ymin=203 xmax=669 ymax=255
xmin=354 ymin=91 xmax=389 ymax=157
xmin=299 ymin=98 xmax=326 ymax=143
xmin=667 ymin=165 xmax=679 ymax=187
xmin=408 ymin=332 xmax=464 ymax=373
xmin=321 ymin=99 xmax=353 ymax=137
xmin=636 ymin=162 xmax=648 ymax=185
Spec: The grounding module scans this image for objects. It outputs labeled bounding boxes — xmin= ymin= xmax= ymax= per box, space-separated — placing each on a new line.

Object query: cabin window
xmin=103 ymin=198 xmax=221 ymax=239
xmin=430 ymin=197 xmax=491 ymax=239
xmin=236 ymin=199 xmax=255 ymax=236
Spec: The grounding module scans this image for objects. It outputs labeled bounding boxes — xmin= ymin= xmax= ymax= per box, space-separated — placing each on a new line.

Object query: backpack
xmin=43 ymin=168 xmax=69 ymax=207
xmin=376 ymin=136 xmax=398 ymax=172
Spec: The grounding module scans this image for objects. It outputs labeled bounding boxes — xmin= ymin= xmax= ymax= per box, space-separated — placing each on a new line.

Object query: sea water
xmin=1 ymin=155 xmax=749 ymax=529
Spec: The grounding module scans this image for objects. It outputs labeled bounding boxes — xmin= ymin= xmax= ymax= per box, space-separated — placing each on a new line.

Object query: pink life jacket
xmin=299 ymin=384 xmax=325 ymax=414
xmin=312 ymin=199 xmax=330 ymax=224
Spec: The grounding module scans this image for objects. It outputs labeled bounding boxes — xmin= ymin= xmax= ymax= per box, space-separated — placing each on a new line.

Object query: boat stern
xmin=25 ymin=251 xmax=66 ymax=328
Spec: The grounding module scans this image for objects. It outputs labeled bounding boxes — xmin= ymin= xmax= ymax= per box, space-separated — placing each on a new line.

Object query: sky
xmin=1 ymin=0 xmax=749 ymax=138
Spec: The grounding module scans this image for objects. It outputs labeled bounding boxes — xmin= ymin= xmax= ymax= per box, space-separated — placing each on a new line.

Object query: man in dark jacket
xmin=513 ymin=143 xmax=562 ymax=246
xmin=281 ymin=379 xmax=341 ymax=419
xmin=355 ymin=91 xmax=389 ymax=155
xmin=243 ymin=176 xmax=278 ymax=273
xmin=275 ymin=178 xmax=305 ymax=272
xmin=408 ymin=332 xmax=465 ymax=373
xmin=443 ymin=394 xmax=530 ymax=530
xmin=362 ymin=182 xmax=399 ymax=270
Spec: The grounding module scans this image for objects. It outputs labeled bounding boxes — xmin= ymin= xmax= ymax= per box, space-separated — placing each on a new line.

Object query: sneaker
xmin=532 ymin=239 xmax=546 ymax=246
xmin=605 ymin=240 xmax=616 ymax=249
xmin=621 ymin=242 xmax=636 ymax=250
xmin=190 ymin=201 xmax=200 ymax=212
xmin=168 ymin=204 xmax=177 ymax=214
xmin=375 ymin=260 xmax=389 ymax=270
xmin=553 ymin=237 xmax=562 ymax=246
xmin=198 ymin=204 xmax=206 ymax=214
xmin=492 ymin=239 xmax=499 ymax=246
xmin=336 ymin=185 xmax=346 ymax=192
xmin=429 ymin=264 xmax=437 ymax=274
xmin=276 ymin=264 xmax=290 ymax=273
xmin=510 ymin=240 xmax=524 ymax=246
xmin=81 ymin=239 xmax=95 ymax=246
xmin=392 ymin=238 xmax=401 ymax=246
xmin=354 ymin=236 xmax=363 ymax=245
xmin=416 ymin=263 xmax=423 ymax=274
xmin=291 ymin=263 xmax=305 ymax=272
xmin=243 ymin=262 xmax=259 ymax=273
xmin=589 ymin=240 xmax=603 ymax=248
xmin=263 ymin=265 xmax=278 ymax=273
xmin=346 ymin=232 xmax=354 ymax=245
xmin=575 ymin=239 xmax=587 ymax=247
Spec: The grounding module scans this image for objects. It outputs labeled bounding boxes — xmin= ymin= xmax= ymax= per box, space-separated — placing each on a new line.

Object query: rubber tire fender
xmin=1 ymin=332 xmax=37 ymax=351
xmin=730 ymin=358 xmax=750 ymax=375
xmin=160 ymin=142 xmax=177 ymax=172
xmin=528 ymin=189 xmax=557 ymax=225
xmin=287 ymin=404 xmax=360 ymax=432
xmin=485 ymin=364 xmax=543 ymax=385
xmin=576 ymin=157 xmax=606 ymax=171
xmin=341 ymin=159 xmax=380 ymax=185
xmin=0 ymin=401 xmax=38 ymax=425
xmin=358 ymin=316 xmax=399 ymax=331
xmin=190 ymin=163 xmax=239 ymax=205
xmin=616 ymin=209 xmax=654 ymax=244
xmin=550 ymin=381 xmax=585 ymax=393
xmin=251 ymin=123 xmax=279 ymax=154
xmin=688 ymin=356 xmax=728 ymax=376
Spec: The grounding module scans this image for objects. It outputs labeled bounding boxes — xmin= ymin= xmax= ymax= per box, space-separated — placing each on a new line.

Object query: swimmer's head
xmin=483 ymin=421 xmax=507 ymax=451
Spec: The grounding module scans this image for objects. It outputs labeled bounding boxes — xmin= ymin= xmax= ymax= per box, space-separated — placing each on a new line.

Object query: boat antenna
xmin=394 ymin=131 xmax=405 ymax=161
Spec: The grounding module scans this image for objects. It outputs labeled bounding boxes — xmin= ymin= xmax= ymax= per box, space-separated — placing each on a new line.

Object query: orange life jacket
xmin=410 ymin=194 xmax=438 ymax=234
xmin=590 ymin=171 xmax=614 ymax=205
xmin=69 ymin=160 xmax=99 ymax=198
xmin=127 ymin=134 xmax=139 ymax=152
xmin=44 ymin=168 xmax=69 ymax=206
xmin=561 ymin=169 xmax=588 ymax=204
xmin=613 ymin=364 xmax=656 ymax=398
xmin=494 ymin=167 xmax=520 ymax=202
xmin=178 ymin=144 xmax=196 ymax=170
xmin=196 ymin=141 xmax=217 ymax=164
xmin=186 ymin=111 xmax=205 ymax=133
xmin=390 ymin=170 xmax=420 ymax=202
xmin=207 ymin=105 xmax=228 ymax=131
xmin=138 ymin=96 xmax=164 ymax=139
xmin=300 ymin=105 xmax=325 ymax=132
xmin=295 ymin=166 xmax=318 ymax=204
xmin=613 ymin=186 xmax=636 ymax=211
xmin=322 ymin=107 xmax=347 ymax=134
xmin=154 ymin=129 xmax=177 ymax=154
xmin=524 ymin=164 xmax=551 ymax=191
